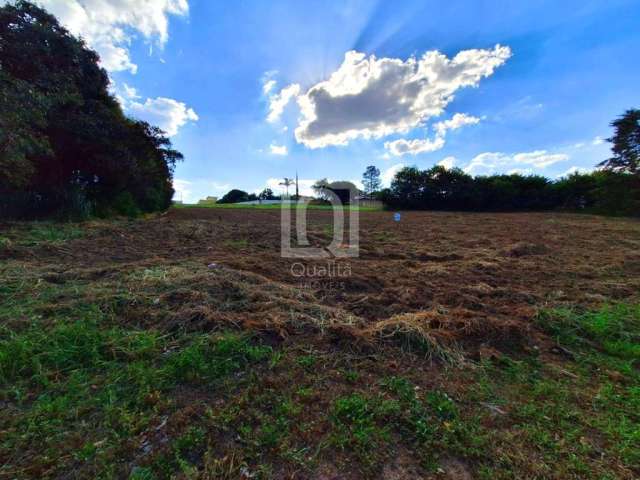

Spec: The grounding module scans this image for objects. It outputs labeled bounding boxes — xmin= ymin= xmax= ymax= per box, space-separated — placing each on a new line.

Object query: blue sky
xmin=30 ymin=0 xmax=640 ymax=202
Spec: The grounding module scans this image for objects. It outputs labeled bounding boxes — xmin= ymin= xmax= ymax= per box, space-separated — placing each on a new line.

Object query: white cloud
xmin=557 ymin=166 xmax=595 ymax=178
xmin=592 ymin=136 xmax=604 ymax=145
xmin=433 ymin=113 xmax=480 ymax=137
xmin=114 ymin=82 xmax=198 ymax=136
xmin=512 ymin=150 xmax=569 ymax=168
xmin=384 ymin=113 xmax=480 ymax=156
xmin=261 ymin=70 xmax=278 ymax=95
xmin=507 ymin=167 xmax=534 ymax=176
xmin=172 ymin=178 xmax=192 ymax=202
xmin=32 ymin=0 xmax=189 ymax=73
xmin=172 ymin=179 xmax=231 ymax=203
xmin=210 ymin=181 xmax=231 ymax=192
xmin=275 ymin=45 xmax=509 ymax=149
xmin=267 ymin=84 xmax=301 ymax=123
xmin=269 ymin=143 xmax=288 ymax=156
xmin=384 ymin=136 xmax=445 ymax=156
xmin=128 ymin=97 xmax=198 ymax=136
xmin=122 ymin=83 xmax=141 ymax=100
xmin=381 ymin=163 xmax=405 ymax=187
xmin=438 ymin=156 xmax=456 ymax=170
xmin=263 ymin=79 xmax=277 ymax=95
xmin=464 ymin=150 xmax=569 ymax=175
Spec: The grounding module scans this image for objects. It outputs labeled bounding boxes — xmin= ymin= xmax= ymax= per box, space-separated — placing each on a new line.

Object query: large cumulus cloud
xmin=268 ymin=45 xmax=510 ymax=149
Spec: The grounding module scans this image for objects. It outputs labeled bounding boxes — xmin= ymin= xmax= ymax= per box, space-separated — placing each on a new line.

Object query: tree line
xmin=0 ymin=1 xmax=182 ymax=219
xmin=371 ymin=109 xmax=640 ymax=216
xmin=377 ymin=167 xmax=639 ymax=215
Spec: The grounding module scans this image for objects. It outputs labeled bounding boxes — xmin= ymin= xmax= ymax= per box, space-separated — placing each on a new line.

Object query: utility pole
xmin=295 ymin=171 xmax=299 ymax=199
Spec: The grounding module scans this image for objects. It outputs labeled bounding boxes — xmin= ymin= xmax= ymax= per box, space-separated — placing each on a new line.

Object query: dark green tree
xmin=258 ymin=188 xmax=276 ymax=200
xmin=218 ymin=189 xmax=249 ymax=204
xmin=0 ymin=1 xmax=183 ymax=218
xmin=389 ymin=167 xmax=426 ymax=208
xmin=362 ymin=165 xmax=381 ymax=199
xmin=599 ymin=109 xmax=640 ymax=174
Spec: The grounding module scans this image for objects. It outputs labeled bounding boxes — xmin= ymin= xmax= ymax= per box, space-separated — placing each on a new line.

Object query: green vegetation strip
xmin=173 ymin=203 xmax=381 ymax=211
xmin=0 ymin=222 xmax=85 ymax=247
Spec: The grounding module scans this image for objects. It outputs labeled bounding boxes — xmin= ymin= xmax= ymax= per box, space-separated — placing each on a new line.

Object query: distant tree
xmin=362 ymin=165 xmax=381 ymax=199
xmin=312 ymin=178 xmax=331 ymax=200
xmin=599 ymin=109 xmax=640 ymax=174
xmin=279 ymin=177 xmax=294 ymax=197
xmin=258 ymin=188 xmax=276 ymax=200
xmin=218 ymin=189 xmax=249 ymax=204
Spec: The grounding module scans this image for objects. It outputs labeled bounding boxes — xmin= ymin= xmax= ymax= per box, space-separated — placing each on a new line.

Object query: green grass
xmin=172 ymin=203 xmax=381 ymax=211
xmin=0 ymin=274 xmax=272 ymax=478
xmin=223 ymin=238 xmax=249 ymax=249
xmin=330 ymin=394 xmax=396 ymax=454
xmin=458 ymin=304 xmax=640 ymax=478
xmin=0 ymin=222 xmax=85 ymax=247
xmin=538 ymin=303 xmax=640 ymax=365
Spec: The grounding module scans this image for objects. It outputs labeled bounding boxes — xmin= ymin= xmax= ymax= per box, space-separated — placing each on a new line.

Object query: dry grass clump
xmin=105 ymin=263 xmax=525 ymax=362
xmin=356 ymin=308 xmax=527 ymax=363
xmin=117 ymin=263 xmax=367 ymax=340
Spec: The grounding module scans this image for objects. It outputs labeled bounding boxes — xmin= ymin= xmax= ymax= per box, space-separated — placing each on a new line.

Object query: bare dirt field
xmin=6 ymin=208 xmax=639 ymax=349
xmin=1 ymin=208 xmax=639 ymax=479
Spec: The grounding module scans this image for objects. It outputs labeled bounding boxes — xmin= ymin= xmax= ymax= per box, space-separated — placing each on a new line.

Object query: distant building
xmin=355 ymin=196 xmax=383 ymax=209
xmin=322 ymin=181 xmax=361 ymax=205
xmin=197 ymin=196 xmax=218 ymax=205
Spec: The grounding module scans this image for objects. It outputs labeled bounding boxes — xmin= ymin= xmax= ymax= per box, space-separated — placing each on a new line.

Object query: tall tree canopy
xmin=599 ymin=109 xmax=640 ymax=175
xmin=218 ymin=189 xmax=250 ymax=204
xmin=362 ymin=165 xmax=381 ymax=198
xmin=0 ymin=1 xmax=183 ymax=218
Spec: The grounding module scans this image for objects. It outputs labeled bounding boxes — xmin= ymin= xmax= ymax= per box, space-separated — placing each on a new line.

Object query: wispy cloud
xmin=385 ymin=113 xmax=480 ymax=156
xmin=464 ymin=150 xmax=569 ymax=175
xmin=269 ymin=143 xmax=288 ymax=156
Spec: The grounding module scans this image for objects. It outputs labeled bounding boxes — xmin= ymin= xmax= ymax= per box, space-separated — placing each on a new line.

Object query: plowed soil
xmin=5 ymin=207 xmax=640 ymax=354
